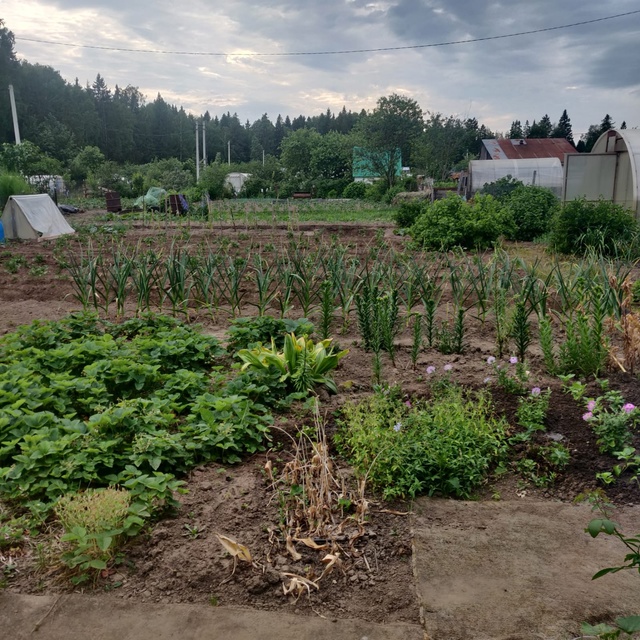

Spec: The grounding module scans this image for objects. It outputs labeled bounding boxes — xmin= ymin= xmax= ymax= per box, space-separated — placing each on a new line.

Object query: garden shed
xmin=468 ymin=158 xmax=564 ymax=196
xmin=563 ymin=129 xmax=640 ymax=218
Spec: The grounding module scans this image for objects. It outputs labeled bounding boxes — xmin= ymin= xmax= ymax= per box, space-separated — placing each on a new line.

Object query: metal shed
xmin=563 ymin=129 xmax=640 ymax=217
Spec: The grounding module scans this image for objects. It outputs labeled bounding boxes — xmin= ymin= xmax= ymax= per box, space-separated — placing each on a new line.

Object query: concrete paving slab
xmin=0 ymin=592 xmax=425 ymax=640
xmin=412 ymin=499 xmax=640 ymax=640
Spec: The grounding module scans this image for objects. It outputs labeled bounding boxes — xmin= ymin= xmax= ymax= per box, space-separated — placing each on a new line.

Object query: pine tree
xmin=551 ymin=109 xmax=574 ymax=145
xmin=621 ymin=121 xmax=627 ymax=129
xmin=600 ymin=114 xmax=614 ymax=132
xmin=508 ymin=120 xmax=523 ymax=138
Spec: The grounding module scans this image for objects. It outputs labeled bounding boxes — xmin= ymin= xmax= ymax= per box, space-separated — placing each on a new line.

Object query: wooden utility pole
xmin=195 ymin=121 xmax=200 ymax=182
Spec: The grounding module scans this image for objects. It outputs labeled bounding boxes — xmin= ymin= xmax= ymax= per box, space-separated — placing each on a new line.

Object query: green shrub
xmin=479 ymin=175 xmax=523 ymax=201
xmin=336 ymin=386 xmax=507 ymax=499
xmin=364 ymin=179 xmax=389 ymax=202
xmin=342 ymin=181 xmax=367 ymax=199
xmin=394 ymin=200 xmax=424 ymax=228
xmin=0 ymin=173 xmax=32 ymax=208
xmin=550 ymin=198 xmax=638 ymax=256
xmin=382 ymin=184 xmax=404 ymax=204
xmin=466 ymin=194 xmax=515 ymax=248
xmin=505 ymin=185 xmax=559 ymax=241
xmin=410 ymin=194 xmax=512 ymax=250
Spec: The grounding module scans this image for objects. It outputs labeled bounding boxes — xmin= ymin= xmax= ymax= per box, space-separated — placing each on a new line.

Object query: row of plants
xmin=0 ymin=312 xmax=346 ymax=583
xmin=58 ymin=233 xmax=637 ymax=384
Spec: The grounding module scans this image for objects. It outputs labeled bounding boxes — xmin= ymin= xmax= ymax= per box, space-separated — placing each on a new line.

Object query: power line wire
xmin=14 ymin=9 xmax=640 ymax=57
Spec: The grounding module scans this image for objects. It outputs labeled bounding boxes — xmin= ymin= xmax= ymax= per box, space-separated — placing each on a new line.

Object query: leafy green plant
xmin=509 ymin=297 xmax=531 ymax=363
xmin=55 ymin=488 xmax=131 ymax=583
xmin=478 ymin=175 xmax=523 ymax=201
xmin=394 ymin=200 xmax=424 ymax=228
xmin=551 ymin=198 xmax=638 ymax=257
xmin=515 ymin=387 xmax=551 ymax=435
xmin=336 ymin=385 xmax=507 ymax=499
xmin=487 ymin=356 xmax=529 ymax=395
xmin=583 ymin=392 xmax=637 ymax=454
xmin=237 ymin=333 xmax=348 ymax=394
xmin=225 ymin=316 xmax=313 ymax=354
xmin=504 ymin=184 xmax=558 ymax=241
xmin=410 ymin=194 xmax=513 ymax=251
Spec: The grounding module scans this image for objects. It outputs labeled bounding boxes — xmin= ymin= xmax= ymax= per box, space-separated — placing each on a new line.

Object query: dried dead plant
xmin=266 ymin=399 xmax=369 ymax=596
xmin=609 ymin=279 xmax=640 ymax=374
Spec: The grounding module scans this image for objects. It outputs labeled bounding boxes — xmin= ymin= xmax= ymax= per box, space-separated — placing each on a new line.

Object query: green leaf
xmin=592 ymin=566 xmax=621 ymax=580
xmin=87 ymin=559 xmax=107 ymax=570
xmin=615 ymin=616 xmax=640 ymax=633
xmin=587 ymin=519 xmax=604 ymax=537
xmin=581 ymin=622 xmax=617 ymax=635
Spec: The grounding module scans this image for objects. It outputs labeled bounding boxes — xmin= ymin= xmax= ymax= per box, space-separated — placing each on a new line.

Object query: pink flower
xmin=405 ymin=400 xmax=412 ymax=408
xmin=509 ymin=356 xmax=518 ymax=365
xmin=426 ymin=366 xmax=436 ymax=374
xmin=531 ymin=387 xmax=541 ymax=396
xmin=587 ymin=400 xmax=596 ymax=412
xmin=583 ymin=412 xmax=593 ymax=421
xmin=444 ymin=364 xmax=453 ymax=372
xmin=487 ymin=356 xmax=496 ymax=365
xmin=623 ymin=403 xmax=635 ymax=414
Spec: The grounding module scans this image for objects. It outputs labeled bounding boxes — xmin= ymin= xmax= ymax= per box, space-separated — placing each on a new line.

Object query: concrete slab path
xmin=412 ymin=499 xmax=640 ymax=640
xmin=0 ymin=592 xmax=425 ymax=640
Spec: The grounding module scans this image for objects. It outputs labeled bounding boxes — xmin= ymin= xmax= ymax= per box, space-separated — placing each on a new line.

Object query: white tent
xmin=1 ymin=194 xmax=75 ymax=240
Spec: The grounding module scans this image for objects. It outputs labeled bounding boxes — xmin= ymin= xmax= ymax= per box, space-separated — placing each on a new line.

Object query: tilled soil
xmin=1 ymin=214 xmax=639 ymax=626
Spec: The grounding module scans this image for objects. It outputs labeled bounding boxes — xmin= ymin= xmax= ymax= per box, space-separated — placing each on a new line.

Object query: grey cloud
xmin=589 ymin=39 xmax=640 ymax=88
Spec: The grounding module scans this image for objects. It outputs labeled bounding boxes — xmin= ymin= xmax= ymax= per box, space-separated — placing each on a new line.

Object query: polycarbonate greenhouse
xmin=469 ymin=158 xmax=563 ymax=196
xmin=563 ymin=129 xmax=640 ymax=218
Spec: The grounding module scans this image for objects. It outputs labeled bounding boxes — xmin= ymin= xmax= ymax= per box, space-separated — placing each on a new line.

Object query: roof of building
xmin=481 ymin=138 xmax=575 ymax=162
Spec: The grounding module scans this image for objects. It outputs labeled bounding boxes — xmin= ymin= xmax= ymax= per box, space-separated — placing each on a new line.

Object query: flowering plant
xmin=583 ymin=390 xmax=638 ymax=454
xmin=486 ymin=355 xmax=529 ymax=395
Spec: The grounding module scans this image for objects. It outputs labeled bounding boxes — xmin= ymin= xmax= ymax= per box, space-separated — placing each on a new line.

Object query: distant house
xmin=352 ymin=147 xmax=403 ymax=183
xmin=479 ymin=138 xmax=575 ymax=165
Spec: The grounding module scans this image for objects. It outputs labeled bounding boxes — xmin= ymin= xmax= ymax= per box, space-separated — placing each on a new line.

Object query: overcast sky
xmin=3 ymin=1 xmax=640 ymax=138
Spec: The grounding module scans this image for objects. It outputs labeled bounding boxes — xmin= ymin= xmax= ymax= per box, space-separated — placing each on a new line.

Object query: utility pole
xmin=202 ymin=120 xmax=207 ymax=166
xmin=228 ymin=140 xmax=231 ymax=166
xmin=8 ymin=85 xmax=21 ymax=144
xmin=195 ymin=121 xmax=200 ymax=182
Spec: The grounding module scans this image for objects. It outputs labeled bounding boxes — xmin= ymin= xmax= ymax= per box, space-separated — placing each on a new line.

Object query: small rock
xmin=349 ymin=574 xmax=359 ymax=583
xmin=264 ymin=568 xmax=281 ymax=585
xmin=200 ymin=482 xmax=213 ymax=491
xmin=247 ymin=576 xmax=269 ymax=595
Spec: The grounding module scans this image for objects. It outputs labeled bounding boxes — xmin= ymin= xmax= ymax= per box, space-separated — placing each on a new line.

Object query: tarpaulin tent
xmin=1 ymin=194 xmax=75 ymax=240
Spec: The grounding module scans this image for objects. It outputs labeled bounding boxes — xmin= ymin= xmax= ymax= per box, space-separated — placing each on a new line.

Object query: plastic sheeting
xmin=133 ymin=187 xmax=167 ymax=209
xmin=469 ymin=158 xmax=563 ymax=196
xmin=1 ymin=194 xmax=75 ymax=240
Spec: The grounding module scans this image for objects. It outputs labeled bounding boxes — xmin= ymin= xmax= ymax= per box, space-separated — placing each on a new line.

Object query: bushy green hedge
xmin=0 ymin=172 xmax=32 ymax=208
xmin=506 ymin=185 xmax=559 ymax=241
xmin=550 ymin=198 xmax=638 ymax=256
xmin=394 ymin=200 xmax=424 ymax=228
xmin=409 ymin=194 xmax=513 ymax=250
xmin=342 ymin=181 xmax=368 ymax=199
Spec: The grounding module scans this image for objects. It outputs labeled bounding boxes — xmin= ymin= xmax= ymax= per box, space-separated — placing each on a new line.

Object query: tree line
xmin=0 ymin=19 xmax=630 ymax=199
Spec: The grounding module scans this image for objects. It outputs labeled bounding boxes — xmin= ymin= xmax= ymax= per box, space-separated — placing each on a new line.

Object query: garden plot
xmin=0 ymin=215 xmax=639 ymax=631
